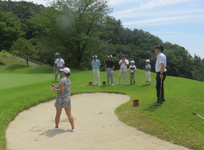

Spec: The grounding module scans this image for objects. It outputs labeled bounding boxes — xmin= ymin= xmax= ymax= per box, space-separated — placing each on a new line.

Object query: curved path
xmin=6 ymin=93 xmax=189 ymax=150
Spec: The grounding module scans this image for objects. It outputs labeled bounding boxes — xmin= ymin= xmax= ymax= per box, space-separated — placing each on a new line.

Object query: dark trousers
xmin=156 ymin=72 xmax=166 ymax=102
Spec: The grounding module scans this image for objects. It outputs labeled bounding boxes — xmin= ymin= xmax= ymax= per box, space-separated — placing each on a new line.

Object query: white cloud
xmin=108 ymin=0 xmax=138 ymax=6
xmin=112 ymin=9 xmax=204 ymax=19
xmin=123 ymin=14 xmax=204 ymax=27
xmin=137 ymin=0 xmax=191 ymax=10
xmin=114 ymin=0 xmax=192 ymax=13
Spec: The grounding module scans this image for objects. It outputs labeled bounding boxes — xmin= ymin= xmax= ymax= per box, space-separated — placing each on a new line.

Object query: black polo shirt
xmin=105 ymin=60 xmax=115 ymax=68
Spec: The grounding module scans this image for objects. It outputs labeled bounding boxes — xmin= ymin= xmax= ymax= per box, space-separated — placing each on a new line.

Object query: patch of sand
xmin=6 ymin=93 xmax=189 ymax=150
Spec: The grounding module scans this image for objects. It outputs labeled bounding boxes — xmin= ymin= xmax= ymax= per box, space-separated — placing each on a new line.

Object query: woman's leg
xmin=64 ymin=107 xmax=74 ymax=129
xmin=55 ymin=108 xmax=62 ymax=128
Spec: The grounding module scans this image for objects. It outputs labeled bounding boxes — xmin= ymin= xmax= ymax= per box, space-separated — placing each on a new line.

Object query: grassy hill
xmin=0 ymin=65 xmax=204 ymax=150
xmin=0 ymin=51 xmax=27 ymax=66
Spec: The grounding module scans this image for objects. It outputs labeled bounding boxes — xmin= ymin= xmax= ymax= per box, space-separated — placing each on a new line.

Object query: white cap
xmin=130 ymin=60 xmax=135 ymax=63
xmin=93 ymin=55 xmax=97 ymax=58
xmin=60 ymin=67 xmax=70 ymax=74
xmin=108 ymin=55 xmax=113 ymax=58
xmin=145 ymin=59 xmax=150 ymax=63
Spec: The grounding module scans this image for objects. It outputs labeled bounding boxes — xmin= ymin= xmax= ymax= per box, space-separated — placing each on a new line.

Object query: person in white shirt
xmin=54 ymin=54 xmax=65 ymax=82
xmin=117 ymin=54 xmax=129 ymax=85
xmin=154 ymin=45 xmax=167 ymax=106
xmin=129 ymin=60 xmax=136 ymax=85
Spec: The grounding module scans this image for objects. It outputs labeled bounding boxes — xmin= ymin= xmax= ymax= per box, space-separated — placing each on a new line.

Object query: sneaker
xmin=54 ymin=127 xmax=58 ymax=131
xmin=111 ymin=83 xmax=114 ymax=85
xmin=154 ymin=102 xmax=161 ymax=106
xmin=98 ymin=84 xmax=100 ymax=86
xmin=72 ymin=127 xmax=77 ymax=132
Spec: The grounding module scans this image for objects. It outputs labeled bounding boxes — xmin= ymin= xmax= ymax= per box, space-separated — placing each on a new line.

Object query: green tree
xmin=0 ymin=11 xmax=24 ymax=51
xmin=0 ymin=1 xmax=44 ymax=39
xmin=192 ymin=55 xmax=204 ymax=81
xmin=11 ymin=38 xmax=39 ymax=66
xmin=31 ymin=0 xmax=111 ymax=69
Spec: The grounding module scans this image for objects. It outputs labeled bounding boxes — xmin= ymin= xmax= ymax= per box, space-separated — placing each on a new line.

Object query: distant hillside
xmin=0 ymin=0 xmax=44 ymax=39
xmin=1 ymin=1 xmax=204 ymax=81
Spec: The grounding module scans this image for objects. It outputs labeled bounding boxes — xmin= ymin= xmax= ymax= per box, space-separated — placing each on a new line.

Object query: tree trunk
xmin=76 ymin=55 xmax=82 ymax=69
xmin=26 ymin=58 xmax=29 ymax=66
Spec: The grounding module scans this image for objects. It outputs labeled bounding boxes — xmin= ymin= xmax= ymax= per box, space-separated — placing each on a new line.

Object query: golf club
xmin=193 ymin=112 xmax=204 ymax=120
xmin=53 ymin=52 xmax=59 ymax=81
xmin=159 ymin=78 xmax=163 ymax=104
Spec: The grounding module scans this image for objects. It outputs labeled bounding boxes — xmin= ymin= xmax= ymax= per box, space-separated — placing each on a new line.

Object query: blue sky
xmin=12 ymin=0 xmax=204 ymax=58
xmin=108 ymin=0 xmax=204 ymax=59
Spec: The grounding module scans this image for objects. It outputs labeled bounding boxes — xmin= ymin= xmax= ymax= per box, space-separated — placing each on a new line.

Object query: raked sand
xmin=6 ymin=93 xmax=190 ymax=150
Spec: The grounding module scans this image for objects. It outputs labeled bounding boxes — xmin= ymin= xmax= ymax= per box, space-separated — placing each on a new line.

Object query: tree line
xmin=0 ymin=0 xmax=204 ymax=81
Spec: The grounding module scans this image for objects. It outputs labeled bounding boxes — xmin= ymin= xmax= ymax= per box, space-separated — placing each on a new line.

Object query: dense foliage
xmin=0 ymin=0 xmax=204 ymax=81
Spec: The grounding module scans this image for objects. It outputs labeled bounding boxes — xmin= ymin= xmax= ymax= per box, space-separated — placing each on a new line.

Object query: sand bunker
xmin=6 ymin=93 xmax=189 ymax=150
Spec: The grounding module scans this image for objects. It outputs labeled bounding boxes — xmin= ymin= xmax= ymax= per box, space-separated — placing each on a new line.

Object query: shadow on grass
xmin=5 ymin=64 xmax=27 ymax=71
xmin=143 ymin=102 xmax=161 ymax=112
xmin=140 ymin=84 xmax=151 ymax=88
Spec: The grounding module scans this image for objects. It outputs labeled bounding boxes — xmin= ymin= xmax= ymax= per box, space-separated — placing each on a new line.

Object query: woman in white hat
xmin=51 ymin=67 xmax=76 ymax=132
xmin=145 ymin=59 xmax=151 ymax=85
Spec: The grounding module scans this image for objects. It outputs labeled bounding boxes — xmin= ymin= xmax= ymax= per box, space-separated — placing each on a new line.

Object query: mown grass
xmin=0 ymin=51 xmax=26 ymax=66
xmin=0 ymin=65 xmax=204 ymax=150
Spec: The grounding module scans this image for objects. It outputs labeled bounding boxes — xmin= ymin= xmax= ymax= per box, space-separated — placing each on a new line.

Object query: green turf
xmin=0 ymin=51 xmax=26 ymax=66
xmin=0 ymin=65 xmax=204 ymax=150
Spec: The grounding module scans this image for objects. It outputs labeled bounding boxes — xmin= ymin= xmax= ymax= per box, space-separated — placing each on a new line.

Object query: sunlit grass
xmin=0 ymin=66 xmax=204 ymax=150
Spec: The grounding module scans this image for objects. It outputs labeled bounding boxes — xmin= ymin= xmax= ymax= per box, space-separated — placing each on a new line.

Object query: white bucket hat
xmin=60 ymin=67 xmax=71 ymax=74
xmin=130 ymin=60 xmax=135 ymax=63
xmin=145 ymin=59 xmax=150 ymax=63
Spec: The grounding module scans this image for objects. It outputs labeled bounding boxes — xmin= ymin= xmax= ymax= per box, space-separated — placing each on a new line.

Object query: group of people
xmin=91 ymin=45 xmax=167 ymax=107
xmin=51 ymin=45 xmax=167 ymax=132
xmin=91 ymin=54 xmax=151 ymax=86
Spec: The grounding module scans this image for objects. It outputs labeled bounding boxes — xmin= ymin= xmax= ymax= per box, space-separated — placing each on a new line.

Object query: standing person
xmin=145 ymin=59 xmax=151 ymax=85
xmin=117 ymin=54 xmax=129 ymax=85
xmin=54 ymin=54 xmax=65 ymax=82
xmin=91 ymin=55 xmax=101 ymax=86
xmin=154 ymin=45 xmax=167 ymax=106
xmin=51 ymin=67 xmax=76 ymax=132
xmin=129 ymin=60 xmax=136 ymax=85
xmin=105 ymin=55 xmax=115 ymax=85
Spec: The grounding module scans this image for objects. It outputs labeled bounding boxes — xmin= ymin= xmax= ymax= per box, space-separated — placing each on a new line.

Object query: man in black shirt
xmin=105 ymin=55 xmax=115 ymax=85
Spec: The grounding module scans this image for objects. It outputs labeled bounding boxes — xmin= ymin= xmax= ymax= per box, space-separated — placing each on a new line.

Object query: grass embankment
xmin=0 ymin=65 xmax=204 ymax=150
xmin=0 ymin=51 xmax=26 ymax=66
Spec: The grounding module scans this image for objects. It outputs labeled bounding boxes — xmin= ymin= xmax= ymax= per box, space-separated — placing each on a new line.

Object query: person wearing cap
xmin=154 ymin=45 xmax=167 ymax=106
xmin=51 ymin=67 xmax=76 ymax=132
xmin=144 ymin=59 xmax=151 ymax=85
xmin=105 ymin=55 xmax=115 ymax=85
xmin=54 ymin=54 xmax=65 ymax=82
xmin=129 ymin=60 xmax=137 ymax=85
xmin=91 ymin=55 xmax=101 ymax=86
xmin=117 ymin=54 xmax=129 ymax=85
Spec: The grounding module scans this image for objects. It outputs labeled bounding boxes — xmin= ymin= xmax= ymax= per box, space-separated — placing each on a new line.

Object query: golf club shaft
xmin=193 ymin=112 xmax=204 ymax=120
xmin=159 ymin=78 xmax=163 ymax=103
